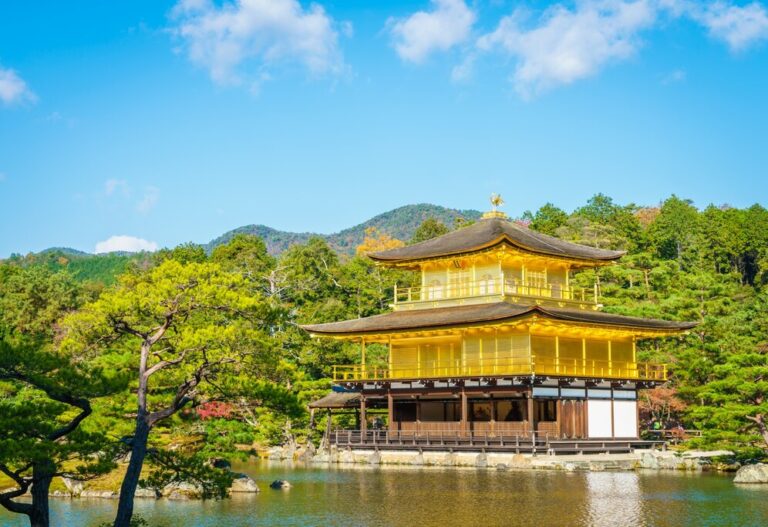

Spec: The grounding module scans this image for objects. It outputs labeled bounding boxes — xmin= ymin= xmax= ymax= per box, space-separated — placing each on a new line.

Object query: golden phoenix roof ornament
xmin=490 ymin=193 xmax=504 ymax=212
xmin=483 ymin=193 xmax=508 ymax=220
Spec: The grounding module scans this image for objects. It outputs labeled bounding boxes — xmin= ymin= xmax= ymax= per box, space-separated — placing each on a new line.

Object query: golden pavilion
xmin=304 ymin=200 xmax=695 ymax=451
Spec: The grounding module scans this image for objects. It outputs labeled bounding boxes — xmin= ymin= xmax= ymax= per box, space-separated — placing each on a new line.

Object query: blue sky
xmin=1 ymin=0 xmax=767 ymax=257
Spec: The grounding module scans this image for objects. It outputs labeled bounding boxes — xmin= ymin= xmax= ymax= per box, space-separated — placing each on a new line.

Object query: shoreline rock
xmin=734 ymin=463 xmax=768 ymax=484
xmin=230 ymin=473 xmax=260 ymax=493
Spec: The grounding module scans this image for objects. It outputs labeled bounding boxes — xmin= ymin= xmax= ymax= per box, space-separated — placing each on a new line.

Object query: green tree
xmin=152 ymin=242 xmax=208 ymax=265
xmin=60 ymin=259 xmax=283 ymax=527
xmin=0 ymin=266 xmax=121 ymax=527
xmin=410 ymin=218 xmax=449 ymax=244
xmin=0 ymin=341 xmax=120 ymax=527
xmin=211 ymin=234 xmax=277 ymax=295
xmin=648 ymin=196 xmax=701 ymax=264
xmin=523 ymin=203 xmax=568 ymax=235
xmin=687 ymin=292 xmax=768 ymax=452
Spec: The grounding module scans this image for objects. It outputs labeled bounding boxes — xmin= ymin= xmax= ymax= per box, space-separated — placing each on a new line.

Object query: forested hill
xmin=3 ymin=204 xmax=481 ymax=283
xmin=205 ymin=204 xmax=482 ymax=255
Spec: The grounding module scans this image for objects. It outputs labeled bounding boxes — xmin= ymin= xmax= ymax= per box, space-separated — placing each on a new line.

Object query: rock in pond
xmin=135 ymin=487 xmax=160 ymax=499
xmin=80 ymin=490 xmax=119 ymax=499
xmin=163 ymin=482 xmax=203 ymax=500
xmin=269 ymin=479 xmax=292 ymax=490
xmin=230 ymin=473 xmax=260 ymax=493
xmin=734 ymin=463 xmax=768 ymax=484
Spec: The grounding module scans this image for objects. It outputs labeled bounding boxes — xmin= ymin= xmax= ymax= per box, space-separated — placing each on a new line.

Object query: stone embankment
xmin=14 ymin=472 xmax=260 ymax=501
xmin=299 ymin=446 xmax=737 ymax=473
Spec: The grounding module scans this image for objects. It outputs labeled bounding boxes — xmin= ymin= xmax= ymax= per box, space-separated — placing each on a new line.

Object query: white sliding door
xmin=613 ymin=400 xmax=638 ymax=438
xmin=587 ymin=400 xmax=612 ymax=438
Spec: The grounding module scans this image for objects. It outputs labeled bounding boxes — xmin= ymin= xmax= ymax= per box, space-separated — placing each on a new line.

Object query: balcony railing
xmin=393 ymin=277 xmax=597 ymax=307
xmin=333 ymin=356 xmax=667 ymax=382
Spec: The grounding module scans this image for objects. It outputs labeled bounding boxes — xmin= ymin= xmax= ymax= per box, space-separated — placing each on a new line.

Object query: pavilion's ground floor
xmin=313 ymin=377 xmax=653 ymax=453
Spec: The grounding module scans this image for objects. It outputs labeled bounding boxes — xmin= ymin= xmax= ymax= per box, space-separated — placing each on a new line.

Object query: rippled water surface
xmin=2 ymin=462 xmax=767 ymax=527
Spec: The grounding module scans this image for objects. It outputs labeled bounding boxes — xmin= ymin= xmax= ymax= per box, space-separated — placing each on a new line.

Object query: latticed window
xmin=478 ymin=273 xmax=497 ymax=295
xmin=448 ymin=269 xmax=471 ymax=298
xmin=427 ymin=279 xmax=443 ymax=300
xmin=527 ymin=270 xmax=546 ymax=287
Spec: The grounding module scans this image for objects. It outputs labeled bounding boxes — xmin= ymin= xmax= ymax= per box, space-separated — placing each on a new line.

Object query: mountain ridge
xmin=11 ymin=204 xmax=483 ymax=260
xmin=205 ymin=203 xmax=483 ymax=255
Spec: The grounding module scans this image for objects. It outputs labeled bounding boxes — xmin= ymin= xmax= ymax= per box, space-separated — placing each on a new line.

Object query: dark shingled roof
xmin=308 ymin=391 xmax=360 ymax=409
xmin=370 ymin=217 xmax=625 ymax=265
xmin=301 ymin=302 xmax=697 ymax=336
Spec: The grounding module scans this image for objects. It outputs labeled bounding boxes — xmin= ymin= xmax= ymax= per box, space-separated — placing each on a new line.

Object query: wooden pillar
xmin=490 ymin=394 xmax=496 ymax=434
xmin=527 ymin=389 xmax=535 ymax=435
xmin=361 ymin=339 xmax=366 ymax=371
xmin=387 ymin=391 xmax=394 ymax=431
xmin=460 ymin=387 xmax=468 ymax=435
xmin=415 ymin=395 xmax=421 ymax=434
xmin=556 ymin=399 xmax=563 ymax=439
xmin=322 ymin=409 xmax=332 ymax=450
xmin=610 ymin=391 xmax=615 ymax=438
xmin=360 ymin=395 xmax=367 ymax=433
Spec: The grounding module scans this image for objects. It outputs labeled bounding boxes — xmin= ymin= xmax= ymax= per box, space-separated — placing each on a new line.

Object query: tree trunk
xmin=29 ymin=463 xmax=53 ymax=527
xmin=113 ymin=417 xmax=151 ymax=527
xmin=754 ymin=414 xmax=768 ymax=449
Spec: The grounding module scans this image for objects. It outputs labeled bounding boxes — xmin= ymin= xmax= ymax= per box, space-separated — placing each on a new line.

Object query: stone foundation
xmin=311 ymin=447 xmax=733 ymax=472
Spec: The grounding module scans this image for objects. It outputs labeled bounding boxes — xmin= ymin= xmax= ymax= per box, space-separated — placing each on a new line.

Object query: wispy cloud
xmin=689 ymin=1 xmax=768 ymax=51
xmin=95 ymin=235 xmax=159 ymax=254
xmin=478 ymin=0 xmax=657 ymax=98
xmin=0 ymin=172 xmax=6 ymax=182
xmin=170 ymin=0 xmax=347 ymax=89
xmin=389 ymin=0 xmax=477 ymax=63
xmin=105 ymin=178 xmax=129 ymax=197
xmin=136 ymin=186 xmax=160 ymax=214
xmin=661 ymin=68 xmax=686 ymax=84
xmin=391 ymin=1 xmax=768 ymax=98
xmin=0 ymin=65 xmax=36 ymax=105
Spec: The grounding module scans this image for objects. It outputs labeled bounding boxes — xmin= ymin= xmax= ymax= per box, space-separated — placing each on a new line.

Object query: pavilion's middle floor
xmin=333 ymin=328 xmax=667 ymax=383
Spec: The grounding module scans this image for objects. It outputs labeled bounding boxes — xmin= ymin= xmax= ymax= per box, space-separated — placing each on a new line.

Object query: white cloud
xmin=170 ymin=0 xmax=346 ymax=86
xmin=0 ymin=65 xmax=36 ymax=105
xmin=690 ymin=1 xmax=768 ymax=51
xmin=389 ymin=0 xmax=477 ymax=63
xmin=105 ymin=178 xmax=129 ymax=196
xmin=661 ymin=68 xmax=686 ymax=84
xmin=95 ymin=235 xmax=159 ymax=254
xmin=478 ymin=0 xmax=657 ymax=98
xmin=451 ymin=55 xmax=475 ymax=82
xmin=136 ymin=186 xmax=160 ymax=214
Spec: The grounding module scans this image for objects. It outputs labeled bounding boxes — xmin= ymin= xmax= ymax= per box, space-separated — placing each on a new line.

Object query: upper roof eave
xmin=369 ymin=217 xmax=625 ymax=266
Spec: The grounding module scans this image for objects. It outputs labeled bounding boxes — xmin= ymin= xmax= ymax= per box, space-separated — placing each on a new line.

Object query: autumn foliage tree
xmin=355 ymin=227 xmax=405 ymax=256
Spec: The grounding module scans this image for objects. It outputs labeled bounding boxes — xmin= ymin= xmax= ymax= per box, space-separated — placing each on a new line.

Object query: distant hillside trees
xmin=410 ymin=217 xmax=449 ymax=244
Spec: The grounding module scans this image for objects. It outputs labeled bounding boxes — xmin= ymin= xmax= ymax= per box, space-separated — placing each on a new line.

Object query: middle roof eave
xmin=300 ymin=301 xmax=697 ymax=336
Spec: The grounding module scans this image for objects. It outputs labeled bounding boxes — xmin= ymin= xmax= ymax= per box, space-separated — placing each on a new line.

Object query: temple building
xmin=303 ymin=201 xmax=695 ymax=451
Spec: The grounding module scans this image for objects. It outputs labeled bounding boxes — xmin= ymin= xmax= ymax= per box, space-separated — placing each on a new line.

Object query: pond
xmin=2 ymin=462 xmax=767 ymax=527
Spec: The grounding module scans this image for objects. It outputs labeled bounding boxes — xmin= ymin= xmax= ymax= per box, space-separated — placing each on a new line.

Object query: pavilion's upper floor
xmin=370 ymin=213 xmax=624 ymax=311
